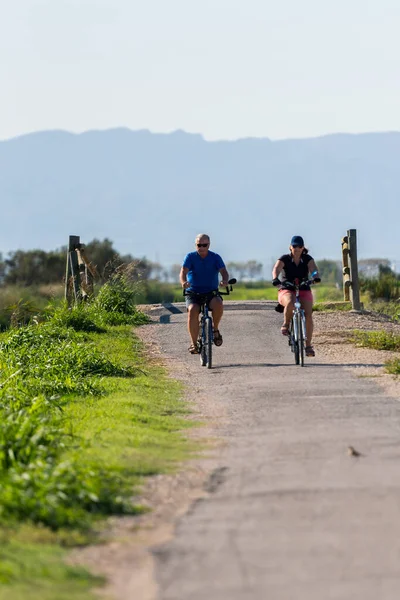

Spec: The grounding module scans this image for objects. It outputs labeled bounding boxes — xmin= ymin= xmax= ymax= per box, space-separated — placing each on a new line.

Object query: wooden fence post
xmin=65 ymin=236 xmax=98 ymax=305
xmin=78 ymin=245 xmax=96 ymax=298
xmin=65 ymin=235 xmax=81 ymax=305
xmin=348 ymin=228 xmax=361 ymax=311
xmin=341 ymin=235 xmax=350 ymax=302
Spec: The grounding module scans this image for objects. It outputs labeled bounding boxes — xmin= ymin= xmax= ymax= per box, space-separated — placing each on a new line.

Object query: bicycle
xmin=184 ymin=278 xmax=236 ymax=369
xmin=279 ymin=271 xmax=318 ymax=367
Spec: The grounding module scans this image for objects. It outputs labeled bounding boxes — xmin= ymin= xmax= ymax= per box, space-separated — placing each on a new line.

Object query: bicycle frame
xmin=289 ymin=284 xmax=307 ymax=366
xmin=281 ymin=276 xmax=316 ymax=367
xmin=198 ymin=299 xmax=213 ymax=368
xmin=184 ymin=279 xmax=236 ymax=369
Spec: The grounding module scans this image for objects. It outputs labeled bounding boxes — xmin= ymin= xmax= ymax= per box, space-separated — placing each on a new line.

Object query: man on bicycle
xmin=180 ymin=234 xmax=230 ymax=354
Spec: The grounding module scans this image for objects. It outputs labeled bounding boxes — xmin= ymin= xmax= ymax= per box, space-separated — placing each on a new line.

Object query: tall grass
xmin=0 ymin=272 xmax=157 ymax=531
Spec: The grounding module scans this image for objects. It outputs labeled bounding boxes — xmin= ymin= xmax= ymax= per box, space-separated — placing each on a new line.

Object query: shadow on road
xmin=215 ymin=362 xmax=385 ymax=370
xmin=216 ymin=363 xmax=284 ymax=369
xmin=310 ymin=363 xmax=385 ymax=368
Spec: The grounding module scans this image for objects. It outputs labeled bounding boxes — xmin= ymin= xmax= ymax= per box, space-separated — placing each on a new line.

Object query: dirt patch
xmin=313 ymin=310 xmax=400 ymax=398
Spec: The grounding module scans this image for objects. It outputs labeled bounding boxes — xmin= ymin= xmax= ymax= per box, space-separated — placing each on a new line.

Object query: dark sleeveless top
xmin=279 ymin=253 xmax=313 ymax=290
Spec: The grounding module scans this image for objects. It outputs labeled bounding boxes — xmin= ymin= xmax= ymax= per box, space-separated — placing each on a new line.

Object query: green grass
xmin=172 ymin=283 xmax=346 ymax=303
xmin=0 ymin=288 xmax=195 ymax=598
xmin=0 ymin=536 xmax=101 ymax=600
xmin=64 ymin=328 xmax=195 ymax=480
xmin=0 ymin=325 xmax=194 ymax=532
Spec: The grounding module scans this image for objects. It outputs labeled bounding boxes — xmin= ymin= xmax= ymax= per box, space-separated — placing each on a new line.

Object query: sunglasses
xmin=197 ymin=243 xmax=209 ymax=248
xmin=292 ymin=245 xmax=303 ymax=248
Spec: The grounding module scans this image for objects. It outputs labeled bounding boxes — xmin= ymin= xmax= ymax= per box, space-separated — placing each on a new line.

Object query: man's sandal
xmin=213 ymin=330 xmax=223 ymax=346
xmin=281 ymin=325 xmax=289 ymax=336
xmin=188 ymin=344 xmax=199 ymax=354
xmin=305 ymin=346 xmax=315 ymax=357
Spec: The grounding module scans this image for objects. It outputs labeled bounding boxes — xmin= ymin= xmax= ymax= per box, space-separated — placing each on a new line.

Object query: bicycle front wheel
xmin=292 ymin=314 xmax=300 ymax=365
xmin=298 ymin=311 xmax=305 ymax=367
xmin=199 ymin=318 xmax=207 ymax=367
xmin=205 ymin=317 xmax=213 ymax=369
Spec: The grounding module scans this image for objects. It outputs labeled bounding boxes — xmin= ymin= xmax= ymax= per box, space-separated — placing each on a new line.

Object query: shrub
xmin=95 ymin=273 xmax=137 ymax=314
xmin=93 ymin=273 xmax=149 ymax=325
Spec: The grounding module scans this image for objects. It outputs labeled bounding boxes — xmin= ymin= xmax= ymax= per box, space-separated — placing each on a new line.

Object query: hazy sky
xmin=2 ymin=0 xmax=400 ymax=141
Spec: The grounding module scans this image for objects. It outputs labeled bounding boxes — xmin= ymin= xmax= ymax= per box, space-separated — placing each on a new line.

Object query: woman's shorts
xmin=278 ymin=289 xmax=313 ymax=304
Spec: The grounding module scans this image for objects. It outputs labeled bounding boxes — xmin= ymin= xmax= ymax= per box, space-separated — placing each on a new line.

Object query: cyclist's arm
xmin=180 ymin=266 xmax=190 ymax=289
xmin=272 ymin=259 xmax=284 ymax=279
xmin=308 ymin=259 xmax=319 ymax=278
xmin=219 ymin=267 xmax=229 ymax=286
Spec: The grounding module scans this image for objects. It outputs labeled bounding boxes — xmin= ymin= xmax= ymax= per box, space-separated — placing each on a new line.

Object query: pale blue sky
xmin=2 ymin=0 xmax=400 ymax=141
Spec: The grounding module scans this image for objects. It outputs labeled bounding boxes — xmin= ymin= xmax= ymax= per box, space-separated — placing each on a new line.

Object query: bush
xmin=93 ymin=272 xmax=149 ymax=325
xmin=95 ymin=273 xmax=138 ymax=314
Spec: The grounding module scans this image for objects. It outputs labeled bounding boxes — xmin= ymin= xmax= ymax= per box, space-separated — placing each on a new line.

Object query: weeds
xmin=352 ymin=330 xmax=400 ymax=352
xmin=386 ymin=359 xmax=400 ymax=375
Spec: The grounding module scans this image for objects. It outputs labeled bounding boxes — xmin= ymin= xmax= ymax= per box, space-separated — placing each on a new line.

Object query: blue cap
xmin=291 ymin=235 xmax=304 ymax=246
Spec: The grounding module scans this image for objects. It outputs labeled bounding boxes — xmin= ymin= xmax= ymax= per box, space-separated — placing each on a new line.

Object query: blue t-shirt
xmin=182 ymin=251 xmax=225 ymax=293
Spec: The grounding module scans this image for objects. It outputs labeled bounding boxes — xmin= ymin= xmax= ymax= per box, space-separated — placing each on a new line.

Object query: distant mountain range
xmin=1 ymin=128 xmax=399 ymax=271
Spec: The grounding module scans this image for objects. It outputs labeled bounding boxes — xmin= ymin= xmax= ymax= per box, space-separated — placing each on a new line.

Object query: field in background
xmin=171 ymin=283 xmax=344 ymax=303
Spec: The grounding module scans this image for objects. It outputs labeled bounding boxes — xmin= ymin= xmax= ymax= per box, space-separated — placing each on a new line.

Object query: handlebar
xmin=219 ymin=278 xmax=237 ymax=296
xmin=183 ymin=278 xmax=237 ymax=297
xmin=280 ymin=277 xmax=319 ymax=291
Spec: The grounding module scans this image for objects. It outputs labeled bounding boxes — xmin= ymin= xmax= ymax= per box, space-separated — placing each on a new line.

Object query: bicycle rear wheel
xmin=205 ymin=317 xmax=213 ymax=369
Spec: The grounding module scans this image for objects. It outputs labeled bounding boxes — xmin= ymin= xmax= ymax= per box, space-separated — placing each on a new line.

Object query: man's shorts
xmin=185 ymin=290 xmax=222 ymax=310
xmin=278 ymin=289 xmax=314 ymax=304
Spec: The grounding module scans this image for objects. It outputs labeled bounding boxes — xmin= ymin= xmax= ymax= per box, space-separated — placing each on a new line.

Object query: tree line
xmin=0 ymin=241 xmax=268 ymax=286
xmin=0 ymin=239 xmax=395 ymax=289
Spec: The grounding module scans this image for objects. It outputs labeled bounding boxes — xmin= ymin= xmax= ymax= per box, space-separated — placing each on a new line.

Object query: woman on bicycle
xmin=272 ymin=235 xmax=320 ymax=357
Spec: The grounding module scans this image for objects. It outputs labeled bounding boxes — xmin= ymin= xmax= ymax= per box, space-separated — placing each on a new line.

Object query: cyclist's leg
xmin=300 ymin=292 xmax=314 ymax=354
xmin=278 ymin=290 xmax=294 ymax=334
xmin=186 ymin=297 xmax=201 ymax=348
xmin=209 ymin=295 xmax=223 ymax=345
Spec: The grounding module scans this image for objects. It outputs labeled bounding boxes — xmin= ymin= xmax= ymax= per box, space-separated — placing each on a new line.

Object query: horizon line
xmin=2 ymin=127 xmax=400 ymax=145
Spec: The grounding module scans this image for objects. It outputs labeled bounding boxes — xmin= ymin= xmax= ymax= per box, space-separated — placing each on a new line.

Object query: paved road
xmin=151 ymin=303 xmax=400 ymax=600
